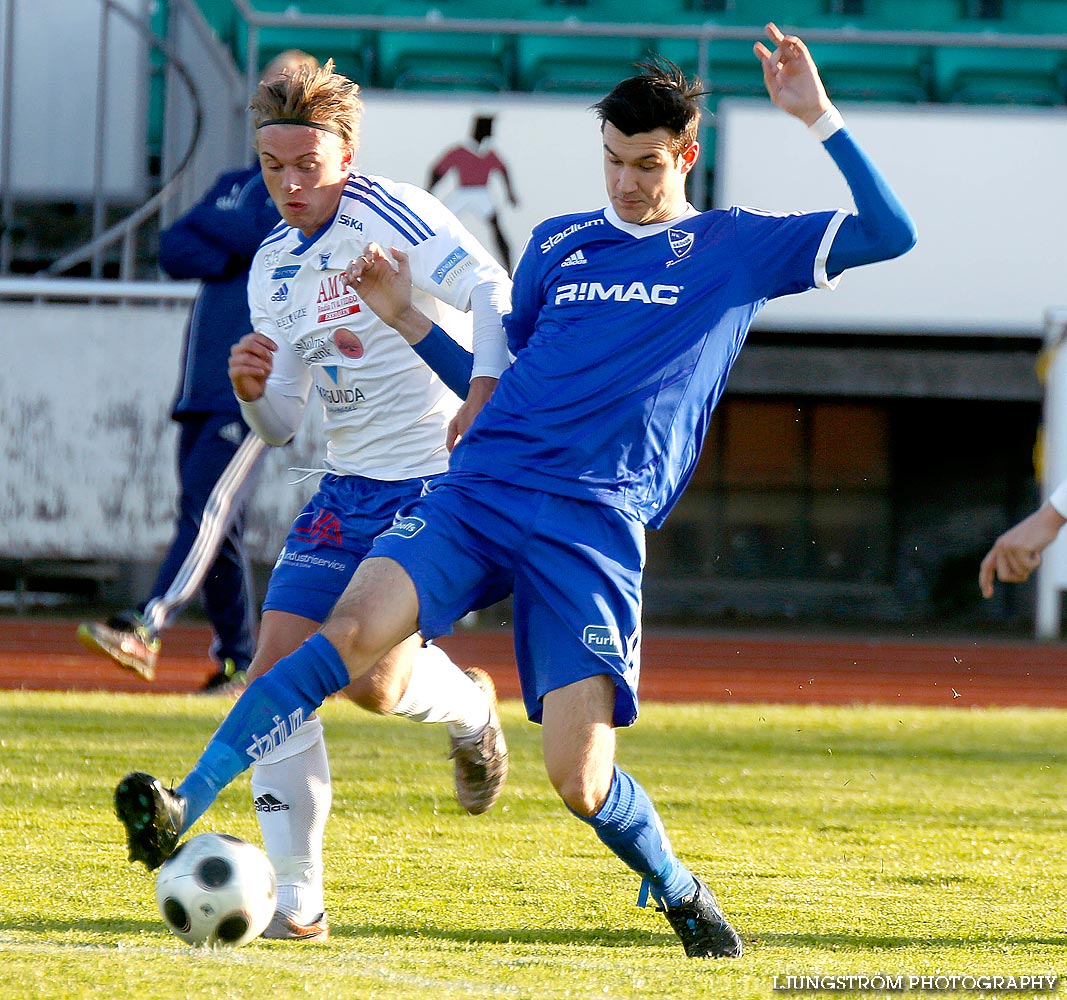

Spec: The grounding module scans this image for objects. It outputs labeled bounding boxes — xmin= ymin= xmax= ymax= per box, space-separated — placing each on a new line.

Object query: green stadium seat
xmin=376 ymin=31 xmax=511 ymax=91
xmin=807 ymin=41 xmax=935 ymax=103
xmin=1015 ymin=0 xmax=1067 ymax=33
xmin=517 ymin=34 xmax=651 ymax=93
xmin=234 ymin=26 xmax=375 ymax=86
xmin=648 ymin=37 xmax=769 ymax=98
xmin=190 ymin=0 xmax=242 ymax=49
xmin=646 ymin=36 xmax=703 ymax=78
xmin=856 ymin=0 xmax=961 ymax=30
xmin=936 ymin=46 xmax=1067 ymax=105
xmin=726 ymin=1 xmax=827 ymax=27
xmin=659 ymin=22 xmax=937 ymax=105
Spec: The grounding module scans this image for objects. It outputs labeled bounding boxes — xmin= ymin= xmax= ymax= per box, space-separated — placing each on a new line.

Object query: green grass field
xmin=1 ymin=690 xmax=1065 ymax=999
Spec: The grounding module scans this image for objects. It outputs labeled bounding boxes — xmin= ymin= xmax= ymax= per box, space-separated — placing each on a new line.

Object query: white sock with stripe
xmin=250 ymin=714 xmax=330 ymax=922
xmin=390 ymin=643 xmax=490 ymax=740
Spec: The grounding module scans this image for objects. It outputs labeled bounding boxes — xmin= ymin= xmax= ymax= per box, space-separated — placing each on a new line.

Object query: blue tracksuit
xmin=144 ymin=164 xmax=280 ymax=671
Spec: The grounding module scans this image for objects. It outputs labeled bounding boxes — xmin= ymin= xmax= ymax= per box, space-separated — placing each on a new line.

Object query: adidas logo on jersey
xmin=271 ymin=282 xmax=290 ymax=302
xmin=560 ymin=249 xmax=588 ymax=268
xmin=254 ymin=793 xmax=290 ymax=813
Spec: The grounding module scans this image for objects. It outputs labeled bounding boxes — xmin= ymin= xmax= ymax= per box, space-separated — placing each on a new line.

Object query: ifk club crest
xmin=668 ymin=228 xmax=694 ymax=260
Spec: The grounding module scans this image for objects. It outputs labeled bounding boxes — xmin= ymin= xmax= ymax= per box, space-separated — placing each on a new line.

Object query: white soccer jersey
xmin=248 ymin=172 xmax=509 ymax=480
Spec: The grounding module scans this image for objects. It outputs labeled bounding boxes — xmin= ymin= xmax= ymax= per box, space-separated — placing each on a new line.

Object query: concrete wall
xmin=0 ymin=299 xmax=323 ymax=562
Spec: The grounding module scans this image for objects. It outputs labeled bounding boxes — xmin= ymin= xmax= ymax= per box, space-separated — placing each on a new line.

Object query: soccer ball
xmin=155 ymin=833 xmax=277 ymax=947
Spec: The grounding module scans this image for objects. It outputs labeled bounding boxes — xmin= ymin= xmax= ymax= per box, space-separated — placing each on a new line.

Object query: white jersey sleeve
xmin=365 ymin=177 xmax=511 ymax=379
xmin=246 ymin=261 xmax=313 ymax=444
xmin=1049 ymin=480 xmax=1067 ymax=518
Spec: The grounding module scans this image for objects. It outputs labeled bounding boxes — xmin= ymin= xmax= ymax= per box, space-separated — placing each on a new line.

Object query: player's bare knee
xmin=550 ymin=770 xmax=608 ymax=818
xmin=320 ymin=611 xmax=370 ymax=660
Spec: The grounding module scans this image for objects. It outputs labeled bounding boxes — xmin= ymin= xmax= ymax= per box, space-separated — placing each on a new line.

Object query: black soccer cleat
xmin=659 ymin=878 xmax=743 ymax=958
xmin=114 ymin=771 xmax=186 ymax=870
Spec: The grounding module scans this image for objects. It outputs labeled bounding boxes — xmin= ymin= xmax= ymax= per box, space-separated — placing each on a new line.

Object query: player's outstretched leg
xmin=447 ymin=667 xmax=508 ymax=814
xmin=657 ymin=878 xmax=743 ymax=958
xmin=114 ymin=772 xmax=186 ymax=870
xmin=115 ymin=634 xmax=352 ymax=870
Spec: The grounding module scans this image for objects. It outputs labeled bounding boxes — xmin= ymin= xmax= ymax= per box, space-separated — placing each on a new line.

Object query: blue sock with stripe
xmin=176 ymin=633 xmax=350 ymax=833
xmin=574 ymin=766 xmax=697 ymax=908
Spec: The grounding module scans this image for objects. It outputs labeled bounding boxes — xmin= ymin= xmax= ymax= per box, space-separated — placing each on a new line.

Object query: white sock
xmin=250 ymin=714 xmax=331 ymax=922
xmin=390 ymin=644 xmax=490 ymax=739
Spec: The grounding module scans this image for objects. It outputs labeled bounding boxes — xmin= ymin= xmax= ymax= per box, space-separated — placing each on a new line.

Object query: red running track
xmin=5 ymin=616 xmax=1067 ymax=709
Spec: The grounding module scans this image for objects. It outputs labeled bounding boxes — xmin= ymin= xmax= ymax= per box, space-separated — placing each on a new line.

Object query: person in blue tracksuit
xmin=77 ymin=51 xmax=317 ymax=689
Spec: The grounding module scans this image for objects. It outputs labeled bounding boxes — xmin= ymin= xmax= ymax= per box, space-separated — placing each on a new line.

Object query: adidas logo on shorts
xmin=254 ymin=793 xmax=290 ymax=812
xmin=560 ymin=249 xmax=588 ymax=267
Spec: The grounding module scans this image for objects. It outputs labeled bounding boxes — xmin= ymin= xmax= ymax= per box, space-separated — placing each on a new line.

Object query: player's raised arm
xmin=755 ymin=22 xmax=917 ymax=273
xmin=754 ymin=21 xmax=832 ymax=126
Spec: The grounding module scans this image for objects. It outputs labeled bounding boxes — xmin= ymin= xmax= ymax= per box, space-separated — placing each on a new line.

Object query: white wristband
xmin=809 ymin=106 xmax=845 ymax=142
xmin=1050 ymin=480 xmax=1067 ymax=517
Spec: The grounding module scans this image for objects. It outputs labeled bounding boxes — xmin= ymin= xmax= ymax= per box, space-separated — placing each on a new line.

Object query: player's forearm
xmin=818 ymin=115 xmax=917 ymax=271
xmin=237 ymin=388 xmax=305 ymax=446
xmin=410 ymin=324 xmax=474 ymax=399
xmin=1033 ymin=500 xmax=1067 ymax=548
xmin=469 ymin=279 xmax=513 ymax=380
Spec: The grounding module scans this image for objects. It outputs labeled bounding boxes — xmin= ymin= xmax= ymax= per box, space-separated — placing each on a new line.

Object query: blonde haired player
xmin=117 ymin=58 xmax=512 ymax=943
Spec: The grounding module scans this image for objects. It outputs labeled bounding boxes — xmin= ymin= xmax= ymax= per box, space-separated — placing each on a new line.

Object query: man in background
xmin=77 ymin=51 xmax=319 ymax=691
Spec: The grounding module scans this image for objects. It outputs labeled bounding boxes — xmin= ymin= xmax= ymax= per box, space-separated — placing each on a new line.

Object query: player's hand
xmin=347 ymin=244 xmax=435 ymax=345
xmin=345 ymin=244 xmax=411 ymax=327
xmin=753 ymin=22 xmax=833 ymax=126
xmin=978 ymin=501 xmax=1066 ymax=598
xmin=229 ymin=332 xmax=277 ymax=401
xmin=446 ymin=376 xmax=497 ymax=452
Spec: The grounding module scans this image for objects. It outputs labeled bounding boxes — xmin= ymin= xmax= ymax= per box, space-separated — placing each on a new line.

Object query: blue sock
xmin=575 ymin=766 xmax=697 ymax=908
xmin=175 ymin=633 xmax=350 ymax=832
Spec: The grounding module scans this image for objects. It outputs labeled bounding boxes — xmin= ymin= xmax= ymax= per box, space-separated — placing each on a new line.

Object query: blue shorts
xmin=369 ymin=474 xmax=645 ymax=727
xmin=263 ymin=473 xmax=430 ymax=623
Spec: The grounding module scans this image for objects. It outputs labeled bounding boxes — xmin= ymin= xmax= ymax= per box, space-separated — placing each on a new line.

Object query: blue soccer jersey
xmin=448 ymin=203 xmax=845 ymax=527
